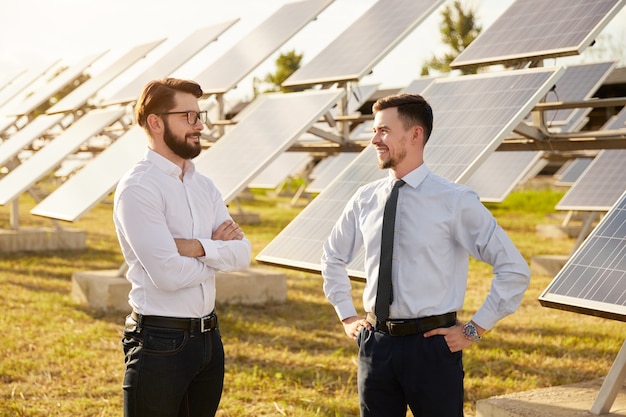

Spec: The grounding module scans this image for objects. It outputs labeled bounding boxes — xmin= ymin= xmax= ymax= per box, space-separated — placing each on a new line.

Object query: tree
xmin=252 ymin=49 xmax=303 ymax=96
xmin=421 ymin=1 xmax=482 ymax=75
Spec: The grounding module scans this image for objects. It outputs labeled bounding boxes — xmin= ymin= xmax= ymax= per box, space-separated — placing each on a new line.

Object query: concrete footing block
xmin=0 ymin=227 xmax=86 ymax=252
xmin=530 ymin=254 xmax=569 ymax=277
xmin=72 ymin=266 xmax=287 ymax=312
xmin=476 ymin=378 xmax=626 ymax=417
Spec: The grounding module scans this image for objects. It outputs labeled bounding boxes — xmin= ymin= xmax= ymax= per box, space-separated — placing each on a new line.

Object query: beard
xmin=379 ymin=147 xmax=406 ymax=169
xmin=163 ymin=120 xmax=202 ymax=159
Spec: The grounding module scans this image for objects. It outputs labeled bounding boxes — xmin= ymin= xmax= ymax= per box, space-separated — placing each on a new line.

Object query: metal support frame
xmin=591 ymin=339 xmax=626 ymax=414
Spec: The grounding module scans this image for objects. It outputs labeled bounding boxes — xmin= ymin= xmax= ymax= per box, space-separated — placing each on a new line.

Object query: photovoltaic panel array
xmin=0 ymin=114 xmax=64 ymax=168
xmin=193 ymin=89 xmax=344 ymax=203
xmin=256 ymin=145 xmax=385 ymax=279
xmin=0 ymin=60 xmax=59 ymax=109
xmin=555 ymin=150 xmax=626 ymax=211
xmin=3 ymin=52 xmax=107 ymax=116
xmin=463 ymin=151 xmax=544 ymax=203
xmin=31 ymin=126 xmax=147 ymax=222
xmin=422 ymin=67 xmax=562 ymax=183
xmin=257 ymin=68 xmax=562 ymax=278
xmin=555 ymin=110 xmax=626 ymax=212
xmin=0 ymin=69 xmax=25 ymax=94
xmin=539 ymin=189 xmax=626 ymax=321
xmin=451 ymin=0 xmax=626 ymax=70
xmin=194 ymin=0 xmax=334 ymax=95
xmin=0 ymin=108 xmax=126 ymax=205
xmin=306 ymin=152 xmax=360 ymax=193
xmin=554 ymin=157 xmax=594 ymax=186
xmin=542 ymin=61 xmax=615 ymax=132
xmin=45 ymin=39 xmax=165 ymax=114
xmin=101 ymin=21 xmax=238 ymax=106
xmin=248 ymin=152 xmax=313 ymax=189
xmin=282 ymin=0 xmax=444 ymax=88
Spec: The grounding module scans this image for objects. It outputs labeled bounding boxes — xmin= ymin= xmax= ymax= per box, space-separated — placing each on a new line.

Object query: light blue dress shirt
xmin=322 ymin=163 xmax=530 ymax=330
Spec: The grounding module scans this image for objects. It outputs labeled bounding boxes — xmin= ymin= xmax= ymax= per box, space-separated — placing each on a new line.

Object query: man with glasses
xmin=113 ymin=78 xmax=251 ymax=417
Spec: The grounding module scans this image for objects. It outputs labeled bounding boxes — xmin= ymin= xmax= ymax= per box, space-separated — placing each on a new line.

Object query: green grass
xmin=1 ymin=182 xmax=624 ymax=416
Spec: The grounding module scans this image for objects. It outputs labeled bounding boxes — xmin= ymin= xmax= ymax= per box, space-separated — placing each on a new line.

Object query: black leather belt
xmin=131 ymin=311 xmax=218 ymax=333
xmin=366 ymin=312 xmax=456 ymax=336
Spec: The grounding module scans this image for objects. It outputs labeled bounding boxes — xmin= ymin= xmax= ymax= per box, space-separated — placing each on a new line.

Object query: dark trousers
xmin=357 ymin=328 xmax=464 ymax=417
xmin=122 ymin=321 xmax=225 ymax=417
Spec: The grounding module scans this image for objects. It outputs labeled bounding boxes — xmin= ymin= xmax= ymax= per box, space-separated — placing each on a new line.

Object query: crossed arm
xmin=174 ymin=219 xmax=245 ymax=258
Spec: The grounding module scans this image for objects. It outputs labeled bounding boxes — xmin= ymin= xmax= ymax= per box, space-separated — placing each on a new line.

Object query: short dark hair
xmin=134 ymin=78 xmax=203 ymax=128
xmin=372 ymin=93 xmax=433 ymax=143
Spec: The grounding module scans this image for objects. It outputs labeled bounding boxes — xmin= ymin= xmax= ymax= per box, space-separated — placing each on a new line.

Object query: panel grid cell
xmin=463 ymin=151 xmax=543 ymax=203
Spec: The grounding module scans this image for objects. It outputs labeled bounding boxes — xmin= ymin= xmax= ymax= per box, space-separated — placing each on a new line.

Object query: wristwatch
xmin=463 ymin=321 xmax=481 ymax=342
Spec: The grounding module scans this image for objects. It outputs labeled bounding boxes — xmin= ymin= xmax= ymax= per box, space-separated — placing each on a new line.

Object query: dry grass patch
xmin=0 ymin=185 xmax=623 ymax=416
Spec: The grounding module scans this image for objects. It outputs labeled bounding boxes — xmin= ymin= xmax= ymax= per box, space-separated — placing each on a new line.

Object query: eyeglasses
xmin=156 ymin=110 xmax=208 ymax=125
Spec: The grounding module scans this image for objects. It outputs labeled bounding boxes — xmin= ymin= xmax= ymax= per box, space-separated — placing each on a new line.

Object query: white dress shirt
xmin=113 ymin=149 xmax=251 ymax=318
xmin=321 ymin=164 xmax=530 ymax=330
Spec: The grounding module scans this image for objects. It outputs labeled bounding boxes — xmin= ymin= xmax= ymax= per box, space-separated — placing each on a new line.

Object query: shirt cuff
xmin=335 ymin=300 xmax=358 ymax=321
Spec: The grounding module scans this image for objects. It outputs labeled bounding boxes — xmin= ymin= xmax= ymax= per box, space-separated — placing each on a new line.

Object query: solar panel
xmin=31 ymin=126 xmax=147 ymax=222
xmin=463 ymin=151 xmax=544 ymax=203
xmin=2 ymin=52 xmax=108 ymax=116
xmin=555 ymin=150 xmax=626 ymax=211
xmin=257 ymin=67 xmax=563 ymax=277
xmin=0 ymin=69 xmax=25 ymax=94
xmin=539 ymin=189 xmax=626 ymax=321
xmin=451 ymin=0 xmax=626 ymax=69
xmin=0 ymin=114 xmax=65 ymax=168
xmin=554 ymin=109 xmax=626 ymax=211
xmin=298 ymin=82 xmax=379 ymax=144
xmin=554 ymin=157 xmax=594 ymax=186
xmin=543 ymin=61 xmax=615 ymax=130
xmin=604 ymin=105 xmax=626 ymax=130
xmin=257 ymin=145 xmax=385 ymax=278
xmin=0 ymin=108 xmax=125 ymax=205
xmin=306 ymin=152 xmax=360 ymax=193
xmin=100 ymin=21 xmax=238 ymax=106
xmin=193 ymin=89 xmax=344 ymax=202
xmin=0 ymin=60 xmax=60 ymax=109
xmin=282 ymin=0 xmax=444 ymax=88
xmin=194 ymin=0 xmax=334 ymax=95
xmin=248 ymin=152 xmax=313 ymax=189
xmin=45 ymin=39 xmax=165 ymax=114
xmin=423 ymin=67 xmax=562 ymax=183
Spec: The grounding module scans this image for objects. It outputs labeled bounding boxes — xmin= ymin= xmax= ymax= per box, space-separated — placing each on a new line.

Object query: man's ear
xmin=412 ymin=125 xmax=425 ymax=145
xmin=146 ymin=113 xmax=162 ymax=133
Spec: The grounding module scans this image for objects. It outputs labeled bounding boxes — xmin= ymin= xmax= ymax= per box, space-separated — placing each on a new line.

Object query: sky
xmin=0 ymin=0 xmax=625 ymax=102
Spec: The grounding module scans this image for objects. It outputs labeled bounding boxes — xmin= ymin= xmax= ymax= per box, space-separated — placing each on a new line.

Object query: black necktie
xmin=375 ymin=179 xmax=405 ymax=323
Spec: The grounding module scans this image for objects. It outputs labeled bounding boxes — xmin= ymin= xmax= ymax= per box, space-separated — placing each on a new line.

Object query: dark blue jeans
xmin=122 ymin=317 xmax=225 ymax=417
xmin=356 ymin=327 xmax=464 ymax=417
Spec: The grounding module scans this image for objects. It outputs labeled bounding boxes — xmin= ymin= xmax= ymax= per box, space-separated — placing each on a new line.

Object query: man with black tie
xmin=321 ymin=93 xmax=530 ymax=417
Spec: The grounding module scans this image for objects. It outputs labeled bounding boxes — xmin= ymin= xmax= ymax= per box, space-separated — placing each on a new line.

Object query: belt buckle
xmin=200 ymin=315 xmax=214 ymax=332
xmin=387 ymin=320 xmax=410 ymax=336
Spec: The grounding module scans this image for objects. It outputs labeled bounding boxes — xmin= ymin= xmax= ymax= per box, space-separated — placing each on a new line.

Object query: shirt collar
xmin=388 ymin=163 xmax=430 ymax=189
xmin=145 ymin=148 xmax=195 ymax=178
